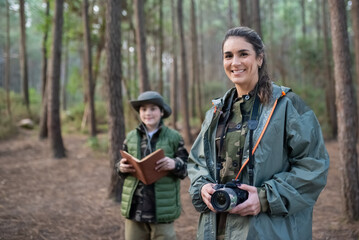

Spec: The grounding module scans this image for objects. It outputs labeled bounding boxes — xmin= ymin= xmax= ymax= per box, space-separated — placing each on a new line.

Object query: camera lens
xmin=217 ymin=192 xmax=227 ymax=206
xmin=212 ymin=191 xmax=229 ymax=210
xmin=211 ymin=188 xmax=237 ymax=212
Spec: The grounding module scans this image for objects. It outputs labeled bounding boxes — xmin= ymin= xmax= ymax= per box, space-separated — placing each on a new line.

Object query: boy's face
xmin=139 ymin=103 xmax=163 ymax=131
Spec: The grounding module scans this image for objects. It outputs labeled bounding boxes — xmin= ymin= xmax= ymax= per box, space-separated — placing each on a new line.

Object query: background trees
xmin=19 ymin=0 xmax=30 ymax=115
xmin=0 ymin=0 xmax=358 ymax=221
xmin=329 ymin=0 xmax=359 ymax=221
xmin=105 ymin=0 xmax=125 ymax=201
xmin=47 ymin=0 xmax=66 ymax=158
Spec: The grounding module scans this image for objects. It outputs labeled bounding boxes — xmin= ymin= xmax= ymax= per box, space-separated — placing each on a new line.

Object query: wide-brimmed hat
xmin=130 ymin=91 xmax=172 ymax=118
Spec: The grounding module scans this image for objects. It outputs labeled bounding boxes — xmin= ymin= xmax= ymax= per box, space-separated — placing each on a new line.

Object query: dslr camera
xmin=210 ymin=180 xmax=248 ymax=212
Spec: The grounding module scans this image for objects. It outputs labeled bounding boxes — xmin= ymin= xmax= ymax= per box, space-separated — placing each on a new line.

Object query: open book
xmin=120 ymin=149 xmax=168 ymax=185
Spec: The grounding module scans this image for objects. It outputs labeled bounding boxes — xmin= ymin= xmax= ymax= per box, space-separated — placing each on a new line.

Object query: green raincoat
xmin=188 ymin=83 xmax=329 ymax=240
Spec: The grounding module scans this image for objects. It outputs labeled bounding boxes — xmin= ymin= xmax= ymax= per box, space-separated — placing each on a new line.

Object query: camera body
xmin=211 ymin=180 xmax=248 ymax=212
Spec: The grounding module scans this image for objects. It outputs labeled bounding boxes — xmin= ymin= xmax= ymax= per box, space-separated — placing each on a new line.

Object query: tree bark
xmin=158 ymin=0 xmax=164 ymax=95
xmin=329 ymin=0 xmax=359 ymax=221
xmin=48 ymin=0 xmax=66 ymax=158
xmin=39 ymin=0 xmax=50 ymax=139
xmin=251 ymin=0 xmax=262 ymax=37
xmin=19 ymin=0 xmax=30 ymax=115
xmin=134 ymin=0 xmax=150 ymax=92
xmin=198 ymin=1 xmax=205 ymax=122
xmin=315 ymin=0 xmax=321 ymax=47
xmin=106 ymin=0 xmax=126 ymax=200
xmin=191 ymin=0 xmax=203 ymax=122
xmin=228 ymin=0 xmax=233 ymax=28
xmin=301 ymin=0 xmax=306 ymax=39
xmin=352 ymin=0 xmax=359 ymax=138
xmin=238 ymin=0 xmax=249 ymax=27
xmin=322 ymin=0 xmax=337 ymax=138
xmin=83 ymin=0 xmax=97 ymax=137
xmin=170 ymin=0 xmax=178 ymax=129
xmin=62 ymin=37 xmax=69 ymax=111
xmin=178 ymin=0 xmax=192 ymax=145
xmin=93 ymin=8 xmax=106 ymax=93
xmin=353 ymin=0 xmax=359 ymax=79
xmin=5 ymin=0 xmax=11 ymax=118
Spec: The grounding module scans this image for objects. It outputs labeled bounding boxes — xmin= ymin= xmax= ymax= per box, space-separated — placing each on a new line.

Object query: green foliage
xmin=2 ymin=0 xmax=355 ymax=143
xmin=61 ymin=100 xmax=109 ymax=134
xmin=95 ymin=101 xmax=108 ymax=124
xmin=86 ymin=136 xmax=108 ymax=153
xmin=0 ymin=115 xmax=18 ymax=141
xmin=290 ymin=37 xmax=325 ymax=86
xmin=61 ymin=102 xmax=85 ymax=133
xmin=66 ymin=66 xmax=83 ymax=107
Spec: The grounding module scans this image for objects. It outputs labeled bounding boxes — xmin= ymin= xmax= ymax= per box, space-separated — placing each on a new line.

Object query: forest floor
xmin=0 ymin=128 xmax=359 ymax=240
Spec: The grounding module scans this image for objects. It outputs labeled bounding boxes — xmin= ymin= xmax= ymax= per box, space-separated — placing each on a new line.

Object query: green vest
xmin=121 ymin=126 xmax=182 ymax=222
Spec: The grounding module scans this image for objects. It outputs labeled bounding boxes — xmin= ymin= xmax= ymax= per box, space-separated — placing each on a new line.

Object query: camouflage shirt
xmin=215 ymin=91 xmax=256 ymax=239
xmin=122 ymin=122 xmax=188 ymax=223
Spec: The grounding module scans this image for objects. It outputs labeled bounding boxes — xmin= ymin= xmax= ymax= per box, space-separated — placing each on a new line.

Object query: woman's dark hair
xmin=222 ymin=26 xmax=272 ymax=104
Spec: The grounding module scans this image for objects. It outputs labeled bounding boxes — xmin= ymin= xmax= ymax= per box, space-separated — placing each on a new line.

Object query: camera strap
xmin=248 ymin=95 xmax=260 ymax=186
xmin=216 ymin=90 xmax=236 ymax=184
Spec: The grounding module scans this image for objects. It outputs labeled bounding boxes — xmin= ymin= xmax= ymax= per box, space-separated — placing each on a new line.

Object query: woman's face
xmin=222 ymin=36 xmax=263 ymax=95
xmin=139 ymin=103 xmax=162 ymax=131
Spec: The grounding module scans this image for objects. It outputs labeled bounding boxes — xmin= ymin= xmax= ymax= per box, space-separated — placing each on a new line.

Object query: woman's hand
xmin=228 ymin=184 xmax=261 ymax=216
xmin=201 ymin=183 xmax=217 ymax=212
xmin=117 ymin=158 xmax=135 ymax=173
xmin=155 ymin=157 xmax=175 ymax=171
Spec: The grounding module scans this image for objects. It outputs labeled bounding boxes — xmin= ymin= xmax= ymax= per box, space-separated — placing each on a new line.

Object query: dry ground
xmin=0 ymin=129 xmax=358 ymax=239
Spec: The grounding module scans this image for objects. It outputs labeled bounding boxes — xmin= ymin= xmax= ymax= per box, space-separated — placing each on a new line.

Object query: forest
xmin=1 ymin=0 xmax=359 ymax=239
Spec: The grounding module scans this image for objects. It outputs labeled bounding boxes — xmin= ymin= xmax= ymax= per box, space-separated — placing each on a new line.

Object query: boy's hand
xmin=116 ymin=158 xmax=135 ymax=173
xmin=155 ymin=157 xmax=175 ymax=171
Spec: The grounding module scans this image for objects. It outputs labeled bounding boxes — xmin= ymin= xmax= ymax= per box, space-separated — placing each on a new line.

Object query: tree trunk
xmin=48 ymin=0 xmax=66 ymax=158
xmin=198 ymin=1 xmax=205 ymax=122
xmin=83 ymin=0 xmax=97 ymax=137
xmin=178 ymin=0 xmax=192 ymax=145
xmin=19 ymin=0 xmax=30 ymax=115
xmin=238 ymin=0 xmax=249 ymax=27
xmin=301 ymin=0 xmax=306 ymax=39
xmin=106 ymin=0 xmax=126 ymax=201
xmin=170 ymin=0 xmax=178 ymax=129
xmin=158 ymin=0 xmax=164 ymax=95
xmin=353 ymin=0 xmax=359 ymax=80
xmin=134 ymin=0 xmax=150 ymax=92
xmin=322 ymin=0 xmax=337 ymax=138
xmin=191 ymin=0 xmax=203 ymax=122
xmin=315 ymin=0 xmax=321 ymax=47
xmin=228 ymin=0 xmax=234 ymax=28
xmin=329 ymin=0 xmax=359 ymax=221
xmin=5 ymin=0 xmax=11 ymax=118
xmin=251 ymin=0 xmax=262 ymax=37
xmin=62 ymin=37 xmax=69 ymax=111
xmin=189 ymin=0 xmax=196 ymax=119
xmin=93 ymin=8 xmax=106 ymax=93
xmin=269 ymin=0 xmax=275 ymax=78
xmin=39 ymin=0 xmax=50 ymax=139
xmin=352 ymin=0 xmax=359 ymax=138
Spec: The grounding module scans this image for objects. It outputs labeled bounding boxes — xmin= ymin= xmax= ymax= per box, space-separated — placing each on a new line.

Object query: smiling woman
xmin=188 ymin=26 xmax=329 ymax=240
xmin=222 ymin=37 xmax=263 ymax=96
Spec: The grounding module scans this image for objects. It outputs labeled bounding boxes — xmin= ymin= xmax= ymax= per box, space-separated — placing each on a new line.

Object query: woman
xmin=188 ymin=26 xmax=329 ymax=239
xmin=116 ymin=91 xmax=188 ymax=240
